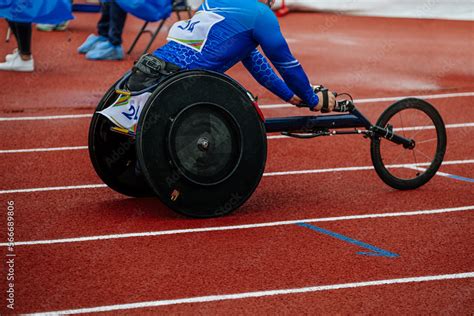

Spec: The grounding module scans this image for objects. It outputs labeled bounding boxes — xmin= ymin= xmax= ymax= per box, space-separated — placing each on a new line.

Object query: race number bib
xmin=97 ymin=92 xmax=151 ymax=133
xmin=167 ymin=10 xmax=225 ymax=52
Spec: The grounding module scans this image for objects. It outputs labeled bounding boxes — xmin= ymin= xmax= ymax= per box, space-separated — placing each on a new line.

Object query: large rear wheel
xmin=88 ymin=80 xmax=154 ymax=197
xmin=137 ymin=71 xmax=267 ymax=218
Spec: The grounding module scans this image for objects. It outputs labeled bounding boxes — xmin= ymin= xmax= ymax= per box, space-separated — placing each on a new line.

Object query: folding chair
xmin=127 ymin=0 xmax=193 ymax=55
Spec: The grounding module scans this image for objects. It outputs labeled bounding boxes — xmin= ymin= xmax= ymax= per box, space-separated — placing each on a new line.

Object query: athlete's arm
xmin=242 ymin=49 xmax=295 ymax=102
xmin=253 ymin=5 xmax=319 ymax=107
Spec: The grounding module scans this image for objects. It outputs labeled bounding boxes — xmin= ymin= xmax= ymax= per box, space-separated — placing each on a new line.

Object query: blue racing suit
xmin=153 ymin=0 xmax=319 ymax=107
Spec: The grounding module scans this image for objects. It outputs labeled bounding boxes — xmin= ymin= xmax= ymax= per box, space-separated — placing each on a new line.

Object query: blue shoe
xmin=92 ymin=40 xmax=113 ymax=51
xmin=78 ymin=34 xmax=107 ymax=54
xmin=86 ymin=41 xmax=124 ymax=61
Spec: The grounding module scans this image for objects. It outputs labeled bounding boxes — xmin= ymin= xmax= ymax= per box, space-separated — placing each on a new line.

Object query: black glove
xmin=312 ymin=85 xmax=333 ymax=113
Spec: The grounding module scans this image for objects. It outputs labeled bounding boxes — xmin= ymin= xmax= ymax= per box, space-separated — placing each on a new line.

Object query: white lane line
xmin=354 ymin=92 xmax=474 ymax=103
xmin=1 ymin=92 xmax=473 ymax=122
xmin=27 ymin=272 xmax=474 ymax=315
xmin=0 ymin=146 xmax=88 ymax=154
xmin=2 ymin=122 xmax=474 ymax=154
xmin=0 ymin=184 xmax=107 ymax=194
xmin=264 ymin=165 xmax=374 ymax=176
xmin=260 ymin=91 xmax=474 ymax=109
xmin=392 ymin=122 xmax=474 ymax=132
xmin=1 ymin=159 xmax=474 ymax=195
xmin=2 ymin=205 xmax=473 ymax=247
xmin=0 ymin=114 xmax=92 ymax=121
xmin=262 ymin=159 xmax=474 ymax=177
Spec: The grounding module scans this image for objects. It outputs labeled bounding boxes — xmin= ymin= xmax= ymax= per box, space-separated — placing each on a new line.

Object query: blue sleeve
xmin=253 ymin=6 xmax=319 ymax=107
xmin=242 ymin=49 xmax=295 ymax=102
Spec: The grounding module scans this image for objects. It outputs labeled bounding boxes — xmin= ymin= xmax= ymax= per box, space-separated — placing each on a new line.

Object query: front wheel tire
xmin=370 ymin=98 xmax=447 ymax=190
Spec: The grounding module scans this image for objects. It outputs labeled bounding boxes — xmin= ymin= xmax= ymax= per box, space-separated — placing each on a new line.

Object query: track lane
xmin=1 ymin=9 xmax=472 ymax=118
xmin=0 ymin=119 xmax=90 ymax=150
xmin=1 ymin=95 xmax=474 ymax=151
xmin=439 ymin=165 xmax=474 ymax=180
xmin=2 ymin=13 xmax=472 ymax=115
xmin=5 ymin=211 xmax=472 ymax=314
xmin=1 ymin=167 xmax=473 ymax=243
xmin=1 ymin=11 xmax=473 ymax=315
xmin=1 ymin=126 xmax=472 ymax=190
xmin=127 ymin=278 xmax=474 ymax=315
xmin=2 ymin=86 xmax=473 ymax=160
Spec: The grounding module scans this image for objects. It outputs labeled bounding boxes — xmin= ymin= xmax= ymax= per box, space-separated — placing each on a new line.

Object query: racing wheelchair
xmin=89 ymin=70 xmax=447 ymax=218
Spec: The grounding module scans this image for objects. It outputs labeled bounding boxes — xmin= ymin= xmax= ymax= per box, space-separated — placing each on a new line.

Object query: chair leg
xmin=187 ymin=8 xmax=192 ymax=19
xmin=127 ymin=22 xmax=150 ymax=55
xmin=142 ymin=19 xmax=167 ymax=55
xmin=6 ymin=27 xmax=11 ymax=43
xmin=176 ymin=11 xmax=182 ymax=20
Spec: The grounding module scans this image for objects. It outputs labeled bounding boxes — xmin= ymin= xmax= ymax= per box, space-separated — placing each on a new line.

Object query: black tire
xmin=136 ymin=70 xmax=267 ymax=218
xmin=88 ymin=80 xmax=154 ymax=197
xmin=371 ymin=98 xmax=447 ymax=190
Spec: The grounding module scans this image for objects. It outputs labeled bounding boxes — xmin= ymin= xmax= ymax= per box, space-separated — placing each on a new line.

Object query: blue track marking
xmin=442 ymin=173 xmax=474 ymax=183
xmin=413 ymin=167 xmax=474 ymax=184
xmin=297 ymin=223 xmax=399 ymax=258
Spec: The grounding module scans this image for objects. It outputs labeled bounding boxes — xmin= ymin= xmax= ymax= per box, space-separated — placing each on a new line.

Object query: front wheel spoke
xmin=402 ymin=114 xmax=433 ymax=141
xmin=398 ymin=113 xmax=407 ymax=138
xmin=408 ymin=125 xmax=432 ymax=141
xmin=406 ymin=166 xmax=425 ymax=176
xmin=411 ymin=148 xmax=419 ymax=166
xmin=386 ymin=144 xmax=408 ymax=164
xmin=413 ymin=149 xmax=433 ymax=161
xmin=416 ymin=137 xmax=437 ymax=145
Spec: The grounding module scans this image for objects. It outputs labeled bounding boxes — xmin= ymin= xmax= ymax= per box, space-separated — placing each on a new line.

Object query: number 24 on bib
xmin=168 ymin=11 xmax=225 ymax=52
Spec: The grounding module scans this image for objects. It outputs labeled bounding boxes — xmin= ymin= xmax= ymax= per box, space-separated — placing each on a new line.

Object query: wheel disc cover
xmin=168 ymin=103 xmax=242 ymax=186
xmin=137 ymin=71 xmax=267 ymax=217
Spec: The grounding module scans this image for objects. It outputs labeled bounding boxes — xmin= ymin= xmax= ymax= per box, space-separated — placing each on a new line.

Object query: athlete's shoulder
xmin=203 ymin=0 xmax=262 ymax=27
xmin=255 ymin=1 xmax=279 ymax=24
xmin=251 ymin=1 xmax=280 ymax=34
xmin=255 ymin=1 xmax=273 ymax=12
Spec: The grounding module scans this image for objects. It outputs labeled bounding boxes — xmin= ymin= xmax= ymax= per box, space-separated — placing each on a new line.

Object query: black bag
xmin=127 ymin=54 xmax=181 ymax=92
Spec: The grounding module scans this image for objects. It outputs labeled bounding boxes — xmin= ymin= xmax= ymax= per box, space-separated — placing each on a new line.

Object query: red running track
xmin=0 ymin=11 xmax=473 ymax=315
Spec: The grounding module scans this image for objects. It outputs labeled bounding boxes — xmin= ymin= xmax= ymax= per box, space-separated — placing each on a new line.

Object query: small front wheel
xmin=370 ymin=98 xmax=447 ymax=190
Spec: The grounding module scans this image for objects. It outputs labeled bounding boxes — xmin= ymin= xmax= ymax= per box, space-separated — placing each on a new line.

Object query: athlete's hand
xmin=313 ymin=91 xmax=336 ymax=112
xmin=289 ymin=95 xmax=303 ymax=106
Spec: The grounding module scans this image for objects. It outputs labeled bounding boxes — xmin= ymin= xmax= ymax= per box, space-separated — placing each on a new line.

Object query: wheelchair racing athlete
xmin=126 ymin=0 xmax=337 ymax=112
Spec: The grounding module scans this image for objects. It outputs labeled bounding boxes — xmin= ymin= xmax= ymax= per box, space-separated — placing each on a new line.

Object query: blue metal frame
xmin=264 ymin=108 xmax=372 ymax=133
xmin=264 ymin=106 xmax=415 ymax=148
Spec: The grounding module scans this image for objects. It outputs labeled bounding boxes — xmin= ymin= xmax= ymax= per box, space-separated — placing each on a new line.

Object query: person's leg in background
xmin=77 ymin=0 xmax=111 ymax=54
xmin=107 ymin=0 xmax=127 ymax=47
xmin=86 ymin=0 xmax=126 ymax=60
xmin=4 ymin=21 xmax=20 ymax=61
xmin=97 ymin=1 xmax=111 ymax=39
xmin=0 ymin=21 xmax=34 ymax=72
